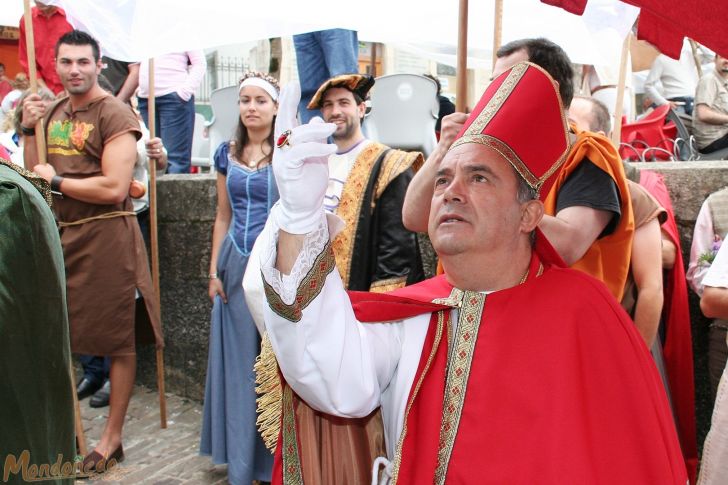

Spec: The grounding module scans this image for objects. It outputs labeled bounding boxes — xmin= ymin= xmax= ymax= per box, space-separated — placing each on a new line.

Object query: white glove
xmin=272 ymin=81 xmax=337 ymax=234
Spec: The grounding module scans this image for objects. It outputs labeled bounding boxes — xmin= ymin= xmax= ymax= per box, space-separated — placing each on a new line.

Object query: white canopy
xmin=7 ymin=0 xmax=637 ymax=69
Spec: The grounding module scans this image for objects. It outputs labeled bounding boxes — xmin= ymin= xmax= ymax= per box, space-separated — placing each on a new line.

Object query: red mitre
xmin=451 ymin=61 xmax=570 ymax=200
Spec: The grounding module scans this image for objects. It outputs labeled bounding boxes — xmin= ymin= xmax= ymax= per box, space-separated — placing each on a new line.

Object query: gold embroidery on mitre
xmin=332 ymin=143 xmax=387 ymax=287
xmin=262 ymin=242 xmax=336 ymax=322
xmin=434 ymin=291 xmax=487 ymax=484
xmin=450 ymin=61 xmax=572 ymax=197
xmin=458 ymin=62 xmax=528 ymax=141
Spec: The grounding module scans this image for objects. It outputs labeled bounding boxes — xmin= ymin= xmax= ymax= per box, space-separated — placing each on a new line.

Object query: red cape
xmin=639 ymin=169 xmax=698 ymax=483
xmin=350 ymin=234 xmax=686 ymax=483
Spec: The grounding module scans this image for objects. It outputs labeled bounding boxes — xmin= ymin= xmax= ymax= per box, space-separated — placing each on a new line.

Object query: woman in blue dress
xmin=200 ymin=71 xmax=279 ymax=484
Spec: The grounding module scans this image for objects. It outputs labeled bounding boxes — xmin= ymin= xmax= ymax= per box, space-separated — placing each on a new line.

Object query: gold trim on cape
xmin=374 ymin=150 xmax=424 ymax=200
xmin=434 ymin=291 xmax=486 ymax=484
xmin=282 ymin=384 xmax=304 ymax=484
xmin=262 ymin=242 xmax=336 ymax=323
xmin=390 ymin=309 xmax=448 ymax=485
xmin=333 ymin=143 xmax=422 ymax=287
xmin=0 ymin=157 xmax=52 ymax=207
xmin=332 ymin=143 xmax=387 ymax=287
xmin=369 ymin=276 xmax=407 ymax=293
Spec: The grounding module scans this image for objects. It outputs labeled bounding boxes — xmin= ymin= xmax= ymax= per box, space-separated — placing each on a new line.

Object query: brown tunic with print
xmin=44 ymin=94 xmax=163 ymax=356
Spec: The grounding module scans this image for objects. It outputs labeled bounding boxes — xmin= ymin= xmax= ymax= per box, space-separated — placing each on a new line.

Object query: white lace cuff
xmin=261 ymin=211 xmax=331 ymax=305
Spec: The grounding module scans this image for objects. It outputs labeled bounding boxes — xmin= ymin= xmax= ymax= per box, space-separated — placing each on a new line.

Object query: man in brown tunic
xmin=22 ymin=30 xmax=163 ymax=471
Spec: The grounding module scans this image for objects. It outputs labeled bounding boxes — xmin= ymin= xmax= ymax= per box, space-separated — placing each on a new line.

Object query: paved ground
xmin=76 ymin=385 xmax=230 ymax=484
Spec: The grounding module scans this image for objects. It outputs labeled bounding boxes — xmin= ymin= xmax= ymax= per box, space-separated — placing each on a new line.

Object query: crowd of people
xmin=5 ymin=2 xmax=728 ymax=484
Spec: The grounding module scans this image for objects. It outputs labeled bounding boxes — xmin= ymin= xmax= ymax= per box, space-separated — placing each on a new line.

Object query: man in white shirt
xmin=644 ymin=54 xmax=696 ymax=116
xmin=696 ymin=240 xmax=728 ymax=485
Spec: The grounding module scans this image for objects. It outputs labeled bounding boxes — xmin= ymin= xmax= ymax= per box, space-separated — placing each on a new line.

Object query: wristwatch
xmin=208 ymin=273 xmax=219 ymax=280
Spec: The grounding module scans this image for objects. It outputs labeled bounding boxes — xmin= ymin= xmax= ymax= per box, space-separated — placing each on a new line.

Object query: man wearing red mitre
xmin=257 ymin=63 xmax=687 ymax=484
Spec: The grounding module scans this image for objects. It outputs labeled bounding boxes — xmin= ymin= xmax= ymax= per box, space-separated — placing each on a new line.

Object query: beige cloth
xmin=693 ymin=69 xmax=728 ymax=149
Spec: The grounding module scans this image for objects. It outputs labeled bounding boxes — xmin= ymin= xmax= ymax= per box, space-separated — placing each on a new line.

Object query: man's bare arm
xmin=538 ymin=206 xmax=613 ymax=266
xmin=402 ymin=112 xmax=468 ymax=232
xmin=661 ymin=230 xmax=676 ymax=270
xmin=701 ymin=286 xmax=728 ymax=319
xmin=34 ymin=132 xmax=137 ymax=205
xmin=695 ymin=104 xmax=728 ymax=125
xmin=116 ymin=63 xmax=140 ymax=104
xmin=631 ymin=218 xmax=664 ymax=347
xmin=275 ymin=231 xmax=307 ymax=275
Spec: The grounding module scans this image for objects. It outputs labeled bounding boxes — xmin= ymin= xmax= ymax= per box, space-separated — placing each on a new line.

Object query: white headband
xmin=239 ymin=77 xmax=279 ymax=101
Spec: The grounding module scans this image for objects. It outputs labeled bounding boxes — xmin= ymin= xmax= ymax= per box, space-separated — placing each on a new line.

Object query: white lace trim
xmin=261 ymin=213 xmax=330 ymax=305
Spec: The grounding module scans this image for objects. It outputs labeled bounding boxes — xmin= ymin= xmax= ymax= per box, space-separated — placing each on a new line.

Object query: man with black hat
xmin=252 ymin=75 xmax=424 ymax=484
xmin=257 ymin=62 xmax=686 ymax=484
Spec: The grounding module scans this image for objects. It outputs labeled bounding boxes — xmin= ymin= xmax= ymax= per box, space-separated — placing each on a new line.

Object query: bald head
xmin=568 ymin=96 xmax=611 ymax=135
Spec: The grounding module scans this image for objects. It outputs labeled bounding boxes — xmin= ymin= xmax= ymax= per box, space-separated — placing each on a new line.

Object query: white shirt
xmin=324 ymin=139 xmax=371 ymax=213
xmin=644 ymin=54 xmax=696 ymax=106
xmin=138 ymin=51 xmax=206 ymax=101
xmin=697 ymin=239 xmax=728 ymax=485
xmin=703 ymin=238 xmax=728 ymax=289
xmin=687 ymin=195 xmax=725 ymax=296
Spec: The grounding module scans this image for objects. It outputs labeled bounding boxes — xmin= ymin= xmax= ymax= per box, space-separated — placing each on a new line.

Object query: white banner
xmin=8 ymin=0 xmax=637 ymax=70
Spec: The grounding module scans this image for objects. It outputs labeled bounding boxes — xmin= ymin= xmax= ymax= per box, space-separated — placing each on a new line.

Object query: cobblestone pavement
xmin=76 ymin=385 xmax=229 ymax=484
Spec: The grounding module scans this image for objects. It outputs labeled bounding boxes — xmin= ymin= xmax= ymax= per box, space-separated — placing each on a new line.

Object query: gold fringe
xmin=254 ymin=332 xmax=282 ymax=452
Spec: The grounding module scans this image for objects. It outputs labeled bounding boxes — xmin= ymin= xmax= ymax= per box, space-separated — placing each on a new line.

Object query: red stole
xmin=639 ymin=169 xmax=698 ymax=483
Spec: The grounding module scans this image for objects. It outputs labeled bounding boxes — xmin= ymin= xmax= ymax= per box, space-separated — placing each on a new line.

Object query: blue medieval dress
xmin=200 ymin=142 xmax=277 ymax=484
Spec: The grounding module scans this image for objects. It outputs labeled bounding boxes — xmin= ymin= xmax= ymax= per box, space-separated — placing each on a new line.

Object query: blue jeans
xmin=293 ymin=29 xmax=359 ymax=123
xmin=139 ymin=92 xmax=195 ymax=173
xmin=79 ymin=355 xmax=110 ymax=386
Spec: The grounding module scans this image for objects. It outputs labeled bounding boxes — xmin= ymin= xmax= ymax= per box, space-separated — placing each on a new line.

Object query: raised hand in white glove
xmin=272 ymin=81 xmax=337 ymax=234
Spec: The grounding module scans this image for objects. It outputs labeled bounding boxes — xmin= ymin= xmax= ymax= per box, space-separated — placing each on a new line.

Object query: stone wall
xmin=136 ymin=162 xmax=728 ymax=445
xmin=136 ymin=173 xmax=217 ymax=402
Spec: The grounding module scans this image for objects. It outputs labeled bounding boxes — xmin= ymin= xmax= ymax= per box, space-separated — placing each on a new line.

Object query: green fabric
xmin=0 ymin=164 xmax=75 ymax=484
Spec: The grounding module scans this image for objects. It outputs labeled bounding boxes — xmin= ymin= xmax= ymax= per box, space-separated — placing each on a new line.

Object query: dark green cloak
xmin=0 ymin=160 xmax=75 ymax=484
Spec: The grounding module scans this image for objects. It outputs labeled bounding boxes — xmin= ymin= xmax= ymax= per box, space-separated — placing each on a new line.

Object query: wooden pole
xmin=611 ymin=34 xmax=631 ymax=147
xmin=455 ymin=0 xmax=468 ymax=112
xmin=70 ymin=364 xmax=87 ymax=456
xmin=370 ymin=43 xmax=377 ymax=77
xmin=147 ymin=58 xmax=168 ymax=429
xmin=491 ymin=0 xmax=504 ymax=72
xmin=689 ymin=39 xmax=703 ymax=79
xmin=22 ymin=0 xmax=46 ymax=165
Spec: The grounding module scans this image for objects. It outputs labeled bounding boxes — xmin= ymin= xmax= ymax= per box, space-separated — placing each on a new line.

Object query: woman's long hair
xmin=230 ymin=71 xmax=280 ymax=168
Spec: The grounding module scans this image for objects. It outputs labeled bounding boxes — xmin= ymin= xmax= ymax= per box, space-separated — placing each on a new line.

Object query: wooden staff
xmin=22 ymin=0 xmax=82 ymax=453
xmin=491 ymin=0 xmax=504 ymax=72
xmin=689 ymin=39 xmax=703 ymax=79
xmin=611 ymin=34 xmax=631 ymax=147
xmin=70 ymin=364 xmax=88 ymax=456
xmin=22 ymin=0 xmax=46 ymax=165
xmin=455 ymin=0 xmax=468 ymax=112
xmin=147 ymin=58 xmax=168 ymax=429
